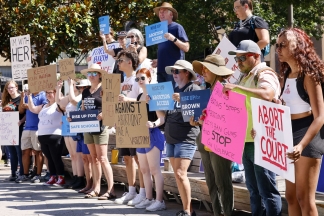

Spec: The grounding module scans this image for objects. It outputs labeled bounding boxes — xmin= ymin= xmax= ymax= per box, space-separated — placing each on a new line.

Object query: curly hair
xmin=117 ymin=50 xmax=139 ymax=70
xmin=278 ymin=28 xmax=324 ymax=84
xmin=1 ymin=80 xmax=18 ymax=107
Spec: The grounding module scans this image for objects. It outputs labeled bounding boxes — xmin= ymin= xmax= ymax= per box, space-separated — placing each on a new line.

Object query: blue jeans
xmin=243 ymin=142 xmax=282 ymax=216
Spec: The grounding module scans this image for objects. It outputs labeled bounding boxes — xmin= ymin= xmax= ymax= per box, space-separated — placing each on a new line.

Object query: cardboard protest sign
xmin=102 ymin=73 xmax=121 ymax=126
xmin=88 ymin=42 xmax=119 ymax=73
xmin=59 ymin=58 xmax=75 ymax=80
xmin=146 ymin=81 xmax=174 ymax=111
xmin=27 ymin=64 xmax=57 ymax=93
xmin=115 ymin=101 xmax=150 ymax=148
xmin=212 ymin=37 xmax=242 ymax=84
xmin=201 ymin=82 xmax=247 ymax=164
xmin=99 ymin=15 xmax=110 ymax=34
xmin=10 ymin=34 xmax=31 ymax=81
xmin=0 ymin=112 xmax=19 ymax=146
xmin=69 ymin=110 xmax=100 ymax=133
xmin=61 ymin=116 xmax=77 ymax=136
xmin=180 ymin=89 xmax=210 ymax=122
xmin=251 ymin=97 xmax=295 ymax=183
xmin=145 ymin=21 xmax=168 ymax=46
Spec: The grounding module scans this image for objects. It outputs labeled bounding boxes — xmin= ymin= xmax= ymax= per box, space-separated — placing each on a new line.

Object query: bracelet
xmin=173 ymin=38 xmax=178 ymax=43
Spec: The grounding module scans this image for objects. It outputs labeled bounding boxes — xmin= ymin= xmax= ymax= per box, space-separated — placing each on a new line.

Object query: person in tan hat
xmin=151 ymin=2 xmax=189 ymax=85
xmin=158 ymin=60 xmax=200 ymax=216
xmin=191 ymin=54 xmax=234 ymax=216
xmin=79 ymin=63 xmax=116 ymax=200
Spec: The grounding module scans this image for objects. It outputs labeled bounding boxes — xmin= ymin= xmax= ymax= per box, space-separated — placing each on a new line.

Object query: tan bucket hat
xmin=80 ymin=63 xmax=106 ymax=76
xmin=165 ymin=60 xmax=197 ymax=81
xmin=153 ymin=2 xmax=178 ymax=21
xmin=192 ymin=54 xmax=234 ymax=76
xmin=76 ymin=79 xmax=91 ymax=87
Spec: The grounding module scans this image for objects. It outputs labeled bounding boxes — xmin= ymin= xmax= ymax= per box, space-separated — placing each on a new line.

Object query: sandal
xmin=78 ymin=187 xmax=91 ymax=193
xmin=84 ymin=191 xmax=99 ymax=198
xmin=98 ymin=192 xmax=117 ymax=200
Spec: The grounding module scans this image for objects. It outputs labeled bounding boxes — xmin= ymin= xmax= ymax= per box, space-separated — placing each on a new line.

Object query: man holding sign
xmin=224 ymin=40 xmax=282 ymax=216
xmin=152 ymin=2 xmax=189 ymax=84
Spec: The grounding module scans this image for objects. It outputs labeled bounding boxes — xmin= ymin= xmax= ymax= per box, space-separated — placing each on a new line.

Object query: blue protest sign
xmin=146 ymin=81 xmax=174 ymax=111
xmin=99 ymin=15 xmax=110 ymax=34
xmin=180 ymin=89 xmax=210 ymax=122
xmin=69 ymin=110 xmax=100 ymax=133
xmin=145 ymin=21 xmax=168 ymax=46
xmin=61 ymin=116 xmax=77 ymax=136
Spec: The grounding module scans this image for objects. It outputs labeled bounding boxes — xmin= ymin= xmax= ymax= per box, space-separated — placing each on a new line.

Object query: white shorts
xmin=21 ymin=130 xmax=41 ymax=151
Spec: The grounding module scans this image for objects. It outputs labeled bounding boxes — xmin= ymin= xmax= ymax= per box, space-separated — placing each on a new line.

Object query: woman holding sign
xmin=191 ymin=54 xmax=234 ymax=216
xmin=133 ymin=68 xmax=166 ymax=211
xmin=1 ymin=80 xmax=25 ymax=181
xmin=161 ymin=60 xmax=200 ymax=216
xmin=80 ymin=64 xmax=116 ymax=200
xmin=276 ymin=28 xmax=324 ymax=216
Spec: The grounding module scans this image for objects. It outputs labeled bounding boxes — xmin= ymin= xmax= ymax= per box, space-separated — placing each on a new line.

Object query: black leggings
xmin=39 ymin=135 xmax=64 ymax=176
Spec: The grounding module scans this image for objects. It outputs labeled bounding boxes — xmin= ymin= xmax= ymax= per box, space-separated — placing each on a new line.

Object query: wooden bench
xmin=62 ymin=133 xmax=324 ymax=215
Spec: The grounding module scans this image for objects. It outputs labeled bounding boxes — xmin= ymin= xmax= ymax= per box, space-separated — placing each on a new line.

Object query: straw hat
xmin=153 ymin=2 xmax=178 ymax=21
xmin=76 ymin=79 xmax=91 ymax=87
xmin=80 ymin=63 xmax=106 ymax=76
xmin=192 ymin=54 xmax=234 ymax=76
xmin=165 ymin=60 xmax=197 ymax=81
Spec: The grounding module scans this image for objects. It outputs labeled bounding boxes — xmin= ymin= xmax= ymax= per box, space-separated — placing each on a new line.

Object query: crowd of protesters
xmin=1 ymin=1 xmax=324 ymax=216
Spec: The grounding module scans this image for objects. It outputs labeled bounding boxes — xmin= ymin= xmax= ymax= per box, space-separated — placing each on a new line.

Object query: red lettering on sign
xmin=258 ymin=105 xmax=284 ymax=131
xmin=260 ymin=136 xmax=288 ymax=170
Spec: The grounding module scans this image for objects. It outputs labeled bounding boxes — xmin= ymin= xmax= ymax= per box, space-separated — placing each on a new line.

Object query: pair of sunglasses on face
xmin=170 ymin=69 xmax=186 ymax=74
xmin=234 ymin=53 xmax=255 ymax=63
xmin=87 ymin=72 xmax=98 ymax=77
xmin=135 ymin=76 xmax=146 ymax=82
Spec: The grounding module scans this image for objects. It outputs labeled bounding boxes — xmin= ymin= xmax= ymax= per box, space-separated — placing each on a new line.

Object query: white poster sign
xmin=0 ymin=112 xmax=19 ymax=146
xmin=10 ymin=34 xmax=32 ymax=81
xmin=70 ymin=121 xmax=100 ymax=133
xmin=251 ymin=97 xmax=295 ymax=183
xmin=212 ymin=37 xmax=242 ymax=84
xmin=88 ymin=42 xmax=120 ymax=73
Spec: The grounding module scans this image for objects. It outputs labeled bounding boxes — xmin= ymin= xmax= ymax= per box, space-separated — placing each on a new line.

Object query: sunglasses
xmin=170 ymin=69 xmax=185 ymax=74
xmin=234 ymin=54 xmax=255 ymax=63
xmin=76 ymin=86 xmax=86 ymax=89
xmin=275 ymin=42 xmax=287 ymax=50
xmin=117 ymin=58 xmax=128 ymax=64
xmin=135 ymin=76 xmax=146 ymax=82
xmin=127 ymin=35 xmax=135 ymax=39
xmin=87 ymin=72 xmax=98 ymax=77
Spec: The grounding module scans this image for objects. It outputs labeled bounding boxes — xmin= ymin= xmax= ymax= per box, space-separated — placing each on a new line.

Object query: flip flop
xmin=84 ymin=191 xmax=99 ymax=198
xmin=98 ymin=192 xmax=117 ymax=200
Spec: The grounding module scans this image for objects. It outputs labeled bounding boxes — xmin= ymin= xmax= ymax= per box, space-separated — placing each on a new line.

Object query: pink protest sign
xmin=201 ymin=82 xmax=247 ymax=163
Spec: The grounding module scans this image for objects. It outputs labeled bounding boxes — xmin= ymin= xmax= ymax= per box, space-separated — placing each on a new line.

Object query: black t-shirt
xmin=2 ymin=95 xmax=25 ymax=128
xmin=82 ymin=86 xmax=102 ymax=112
xmin=136 ymin=93 xmax=157 ymax=122
xmin=112 ymin=47 xmax=125 ymax=83
xmin=164 ymin=82 xmax=201 ymax=145
xmin=229 ymin=16 xmax=269 ymax=47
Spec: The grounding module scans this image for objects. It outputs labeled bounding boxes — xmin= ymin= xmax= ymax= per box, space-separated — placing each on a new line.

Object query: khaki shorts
xmin=84 ymin=127 xmax=109 ymax=145
xmin=21 ymin=130 xmax=41 ymax=151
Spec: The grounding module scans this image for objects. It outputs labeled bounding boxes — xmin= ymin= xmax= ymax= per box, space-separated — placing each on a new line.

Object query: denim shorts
xmin=166 ymin=142 xmax=196 ymax=160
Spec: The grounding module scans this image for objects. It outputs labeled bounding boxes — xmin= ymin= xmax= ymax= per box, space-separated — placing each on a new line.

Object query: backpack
xmin=280 ymin=70 xmax=324 ymax=104
xmin=250 ymin=16 xmax=271 ymax=56
xmin=253 ymin=67 xmax=277 ymax=86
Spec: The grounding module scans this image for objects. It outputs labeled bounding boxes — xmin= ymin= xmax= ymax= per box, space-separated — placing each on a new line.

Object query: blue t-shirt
xmin=24 ymin=92 xmax=47 ymax=131
xmin=157 ymin=22 xmax=189 ymax=74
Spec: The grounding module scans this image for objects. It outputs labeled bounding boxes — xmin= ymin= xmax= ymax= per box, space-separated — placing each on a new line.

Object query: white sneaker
xmin=114 ymin=192 xmax=137 ymax=205
xmin=127 ymin=193 xmax=146 ymax=206
xmin=135 ymin=198 xmax=154 ymax=209
xmin=146 ymin=200 xmax=166 ymax=211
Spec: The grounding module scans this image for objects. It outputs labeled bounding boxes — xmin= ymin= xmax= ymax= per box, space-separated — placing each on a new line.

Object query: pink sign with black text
xmin=201 ymin=82 xmax=247 ymax=163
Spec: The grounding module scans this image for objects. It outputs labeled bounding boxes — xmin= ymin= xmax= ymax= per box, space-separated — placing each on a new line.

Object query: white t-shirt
xmin=38 ymin=103 xmax=63 ymax=136
xmin=121 ymin=73 xmax=142 ymax=99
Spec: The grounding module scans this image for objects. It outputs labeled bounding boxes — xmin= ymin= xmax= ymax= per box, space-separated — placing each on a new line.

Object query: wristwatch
xmin=173 ymin=38 xmax=178 ymax=43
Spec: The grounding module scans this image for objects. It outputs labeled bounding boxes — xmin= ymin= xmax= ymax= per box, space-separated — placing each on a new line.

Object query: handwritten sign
xmin=251 ymin=97 xmax=295 ymax=183
xmin=212 ymin=37 xmax=242 ymax=84
xmin=88 ymin=42 xmax=119 ymax=73
xmin=61 ymin=116 xmax=77 ymax=136
xmin=102 ymin=73 xmax=121 ymax=126
xmin=27 ymin=64 xmax=57 ymax=93
xmin=99 ymin=15 xmax=110 ymax=34
xmin=10 ymin=34 xmax=31 ymax=81
xmin=145 ymin=21 xmax=168 ymax=46
xmin=201 ymin=82 xmax=247 ymax=163
xmin=59 ymin=58 xmax=75 ymax=80
xmin=146 ymin=81 xmax=174 ymax=111
xmin=180 ymin=89 xmax=210 ymax=122
xmin=69 ymin=110 xmax=100 ymax=133
xmin=0 ymin=112 xmax=19 ymax=146
xmin=115 ymin=101 xmax=150 ymax=148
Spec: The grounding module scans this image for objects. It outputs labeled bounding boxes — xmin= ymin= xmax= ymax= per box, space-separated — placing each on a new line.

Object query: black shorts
xmin=292 ymin=115 xmax=324 ymax=159
xmin=119 ymin=148 xmax=137 ymax=157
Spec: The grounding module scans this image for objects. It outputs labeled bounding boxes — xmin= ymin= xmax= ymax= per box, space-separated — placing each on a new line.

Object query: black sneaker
xmin=64 ymin=175 xmax=77 ymax=189
xmin=8 ymin=175 xmax=17 ymax=181
xmin=41 ymin=172 xmax=51 ymax=182
xmin=15 ymin=175 xmax=29 ymax=183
